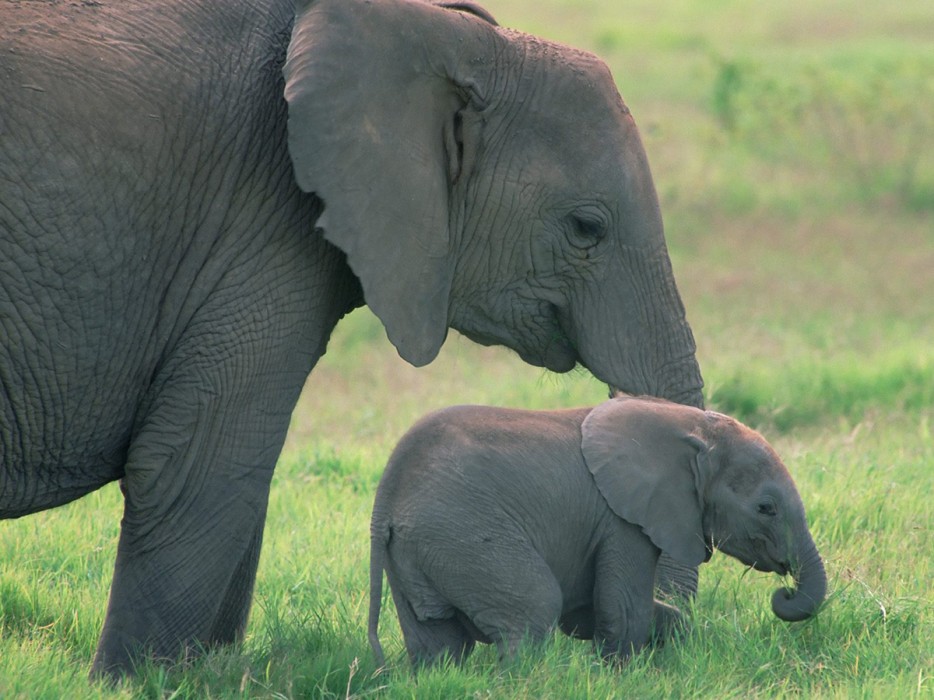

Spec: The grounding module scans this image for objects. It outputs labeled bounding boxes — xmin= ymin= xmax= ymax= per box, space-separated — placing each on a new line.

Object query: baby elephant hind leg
xmin=442 ymin=546 xmax=564 ymax=663
xmin=390 ymin=587 xmax=476 ymax=668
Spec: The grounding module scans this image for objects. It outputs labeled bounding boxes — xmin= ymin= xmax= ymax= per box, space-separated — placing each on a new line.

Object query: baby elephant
xmin=368 ymin=396 xmax=826 ymax=667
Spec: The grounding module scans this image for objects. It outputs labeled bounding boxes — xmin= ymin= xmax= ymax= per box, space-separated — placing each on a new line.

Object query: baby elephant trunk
xmin=771 ymin=533 xmax=826 ymax=622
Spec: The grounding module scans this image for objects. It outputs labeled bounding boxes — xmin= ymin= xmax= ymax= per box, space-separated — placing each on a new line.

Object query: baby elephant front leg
xmin=592 ymin=522 xmax=660 ymax=660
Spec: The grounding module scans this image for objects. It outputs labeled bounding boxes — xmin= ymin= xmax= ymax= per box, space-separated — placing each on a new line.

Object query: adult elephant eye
xmin=568 ymin=213 xmax=607 ymax=247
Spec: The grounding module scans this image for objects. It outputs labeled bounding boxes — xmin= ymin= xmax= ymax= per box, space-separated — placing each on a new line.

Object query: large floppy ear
xmin=581 ymin=398 xmax=711 ymax=567
xmin=284 ymin=0 xmax=493 ymax=366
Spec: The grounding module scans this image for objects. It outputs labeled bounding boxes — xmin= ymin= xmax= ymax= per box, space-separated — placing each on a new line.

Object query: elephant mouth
xmin=539 ymin=335 xmax=579 ymax=373
xmin=513 ymin=343 xmax=577 ymax=373
xmin=456 ymin=321 xmax=579 ymax=373
xmin=721 ymin=541 xmax=789 ymax=576
xmin=514 ymin=305 xmax=579 ymax=372
xmin=733 ymin=536 xmax=790 ymax=576
xmin=751 ymin=560 xmax=789 ymax=576
xmin=538 ymin=307 xmax=583 ymax=373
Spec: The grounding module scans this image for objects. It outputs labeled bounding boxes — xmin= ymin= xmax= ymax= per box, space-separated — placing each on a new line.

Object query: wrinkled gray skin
xmin=369 ymin=397 xmax=826 ymax=667
xmin=0 ymin=0 xmax=703 ymax=678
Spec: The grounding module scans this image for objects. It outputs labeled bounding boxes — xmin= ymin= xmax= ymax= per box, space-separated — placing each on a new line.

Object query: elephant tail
xmin=368 ymin=517 xmax=389 ymax=669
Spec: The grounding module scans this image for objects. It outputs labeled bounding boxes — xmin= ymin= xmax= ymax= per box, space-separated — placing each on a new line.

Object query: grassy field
xmin=2 ymin=0 xmax=932 ymax=697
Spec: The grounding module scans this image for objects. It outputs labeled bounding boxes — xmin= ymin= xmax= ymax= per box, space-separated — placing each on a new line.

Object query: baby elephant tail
xmin=368 ymin=518 xmax=389 ymax=669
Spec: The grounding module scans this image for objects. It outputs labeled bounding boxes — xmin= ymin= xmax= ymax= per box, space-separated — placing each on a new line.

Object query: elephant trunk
xmin=771 ymin=534 xmax=826 ymax=622
xmin=618 ymin=242 xmax=704 ymax=410
xmin=657 ymin=359 xmax=705 ymax=409
xmin=607 ymin=353 xmax=704 ymax=409
xmin=594 ymin=246 xmax=704 ymax=410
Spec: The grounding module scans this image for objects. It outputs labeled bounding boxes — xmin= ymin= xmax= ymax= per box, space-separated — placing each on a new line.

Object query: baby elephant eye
xmin=757 ymin=502 xmax=778 ymax=517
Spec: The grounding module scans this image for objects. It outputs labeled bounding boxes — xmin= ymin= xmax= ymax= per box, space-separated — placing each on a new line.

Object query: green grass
xmin=2 ymin=0 xmax=933 ymax=696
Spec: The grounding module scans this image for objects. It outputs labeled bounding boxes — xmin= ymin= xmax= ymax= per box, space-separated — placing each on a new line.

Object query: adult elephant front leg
xmin=91 ymin=262 xmax=349 ymax=677
xmin=95 ymin=389 xmax=263 ymax=672
xmin=94 ymin=360 xmax=278 ymax=672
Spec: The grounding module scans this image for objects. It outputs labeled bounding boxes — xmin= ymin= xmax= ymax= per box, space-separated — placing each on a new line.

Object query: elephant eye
xmin=757 ymin=502 xmax=777 ymax=517
xmin=568 ymin=213 xmax=607 ymax=247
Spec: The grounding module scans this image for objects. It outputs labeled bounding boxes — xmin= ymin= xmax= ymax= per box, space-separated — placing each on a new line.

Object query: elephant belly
xmin=0 ymin=349 xmax=138 ymax=518
xmin=0 ymin=455 xmax=125 ymax=519
xmin=0 ymin=415 xmax=132 ymax=519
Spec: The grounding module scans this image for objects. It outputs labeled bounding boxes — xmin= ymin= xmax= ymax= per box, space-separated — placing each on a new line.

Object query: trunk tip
xmin=771 ymin=586 xmax=823 ymax=622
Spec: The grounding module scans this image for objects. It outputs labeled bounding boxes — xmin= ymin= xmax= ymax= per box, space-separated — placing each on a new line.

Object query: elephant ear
xmin=284 ymin=0 xmax=492 ymax=366
xmin=581 ymin=398 xmax=711 ymax=567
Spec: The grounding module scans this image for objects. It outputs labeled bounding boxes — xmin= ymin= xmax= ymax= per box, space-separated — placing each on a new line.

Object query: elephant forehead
xmin=719 ymin=437 xmax=793 ymax=493
xmin=504 ymin=27 xmax=626 ymax=111
xmin=497 ymin=32 xmax=630 ymax=140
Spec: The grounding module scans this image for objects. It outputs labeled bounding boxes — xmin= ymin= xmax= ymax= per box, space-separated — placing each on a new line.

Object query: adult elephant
xmin=0 ymin=0 xmax=703 ymax=678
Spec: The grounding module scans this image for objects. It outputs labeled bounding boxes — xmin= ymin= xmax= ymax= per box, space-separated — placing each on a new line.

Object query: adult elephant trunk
xmin=573 ymin=240 xmax=705 ymax=411
xmin=771 ymin=533 xmax=827 ymax=622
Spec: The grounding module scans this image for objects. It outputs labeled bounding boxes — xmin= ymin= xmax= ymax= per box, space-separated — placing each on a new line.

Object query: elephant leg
xmin=403 ymin=615 xmax=477 ymax=668
xmin=390 ymin=590 xmax=476 ymax=668
xmin=654 ymin=554 xmax=699 ymax=602
xmin=90 ymin=320 xmax=312 ymax=677
xmin=592 ymin=523 xmax=658 ymax=661
xmin=91 ymin=390 xmax=282 ymax=676
xmin=435 ymin=543 xmax=563 ymax=661
xmin=650 ymin=599 xmax=685 ymax=645
xmin=208 ymin=515 xmax=266 ymax=643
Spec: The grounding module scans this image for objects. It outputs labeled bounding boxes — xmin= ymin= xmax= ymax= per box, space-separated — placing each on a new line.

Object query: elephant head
xmin=283 ymin=0 xmax=703 ymax=407
xmin=581 ymin=398 xmax=827 ymax=621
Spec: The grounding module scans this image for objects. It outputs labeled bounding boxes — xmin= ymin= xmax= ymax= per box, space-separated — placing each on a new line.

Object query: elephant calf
xmin=368 ymin=396 xmax=826 ymax=667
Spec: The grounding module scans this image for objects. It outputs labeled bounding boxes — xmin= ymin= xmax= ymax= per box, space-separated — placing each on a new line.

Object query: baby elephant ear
xmin=581 ymin=398 xmax=710 ymax=567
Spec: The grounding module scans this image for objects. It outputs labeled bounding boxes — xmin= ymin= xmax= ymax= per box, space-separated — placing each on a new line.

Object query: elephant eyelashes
xmin=757 ymin=502 xmax=778 ymax=517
